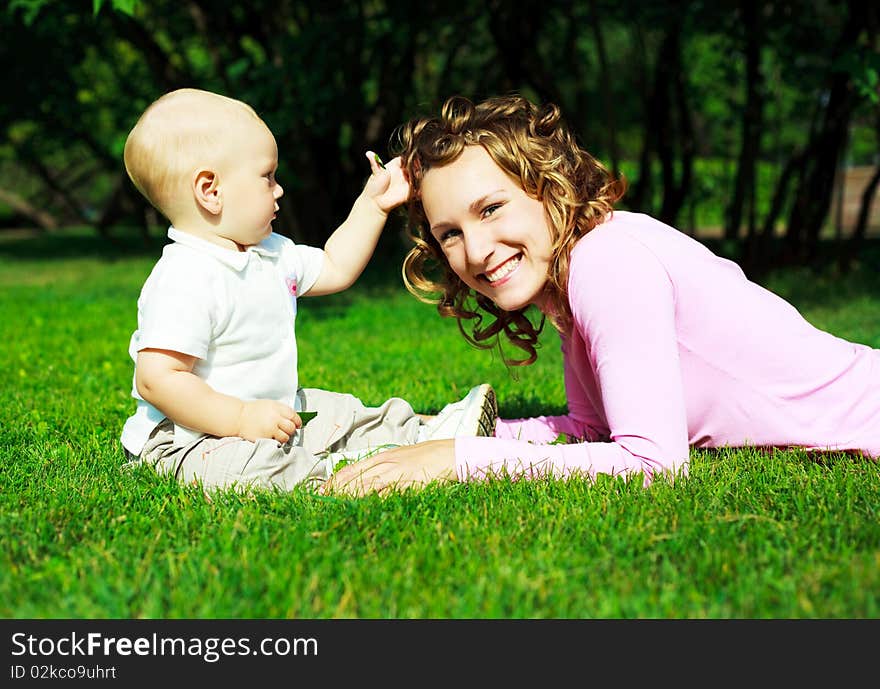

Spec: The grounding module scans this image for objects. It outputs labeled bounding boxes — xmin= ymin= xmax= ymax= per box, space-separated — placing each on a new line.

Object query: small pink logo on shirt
xmin=286 ymin=277 xmax=297 ymax=296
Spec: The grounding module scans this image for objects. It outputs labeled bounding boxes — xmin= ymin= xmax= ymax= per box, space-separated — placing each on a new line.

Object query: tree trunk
xmin=629 ymin=25 xmax=652 ymax=211
xmin=785 ymin=0 xmax=865 ymax=263
xmin=0 ymin=188 xmax=57 ymax=231
xmin=23 ymin=155 xmax=91 ymax=225
xmin=742 ymin=149 xmax=804 ymax=276
xmin=97 ymin=176 xmax=156 ymax=246
xmin=588 ymin=0 xmax=620 ymax=176
xmin=840 ymin=16 xmax=880 ymax=272
xmin=486 ymin=0 xmax=566 ymax=109
xmin=725 ymin=0 xmax=764 ymax=243
xmin=657 ymin=27 xmax=693 ymax=226
xmin=840 ymin=160 xmax=880 ymax=272
xmin=855 ymin=164 xmax=880 ymax=238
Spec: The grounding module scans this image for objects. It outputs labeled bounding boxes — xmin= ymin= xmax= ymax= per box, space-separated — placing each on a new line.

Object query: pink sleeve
xmin=494 ymin=340 xmax=607 ymax=443
xmin=455 ymin=230 xmax=690 ymax=485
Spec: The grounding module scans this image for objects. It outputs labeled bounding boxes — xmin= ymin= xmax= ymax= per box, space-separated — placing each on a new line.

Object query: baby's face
xmin=212 ymin=119 xmax=284 ymax=249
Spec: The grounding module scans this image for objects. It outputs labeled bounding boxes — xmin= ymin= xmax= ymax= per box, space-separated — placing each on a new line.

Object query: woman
xmin=325 ymin=94 xmax=880 ymax=496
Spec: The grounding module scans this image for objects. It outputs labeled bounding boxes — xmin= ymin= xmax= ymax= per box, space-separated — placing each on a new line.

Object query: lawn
xmin=1 ymin=228 xmax=878 ymax=618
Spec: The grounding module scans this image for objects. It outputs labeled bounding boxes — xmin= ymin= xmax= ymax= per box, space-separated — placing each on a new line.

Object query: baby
xmin=119 ymin=88 xmax=496 ymax=492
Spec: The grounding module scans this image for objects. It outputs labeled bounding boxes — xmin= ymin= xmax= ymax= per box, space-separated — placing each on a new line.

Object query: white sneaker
xmin=418 ymin=384 xmax=497 ymax=441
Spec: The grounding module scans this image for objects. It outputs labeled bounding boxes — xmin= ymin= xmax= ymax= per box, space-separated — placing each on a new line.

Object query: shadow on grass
xmin=0 ymin=226 xmax=414 ymax=286
xmin=702 ymin=236 xmax=880 ymax=311
xmin=762 ymin=260 xmax=880 ymax=311
xmin=0 ymin=226 xmax=417 ymax=323
xmin=0 ymin=226 xmax=162 ymax=261
xmin=6 ymin=226 xmax=880 ymax=313
xmin=501 ymin=393 xmax=568 ymax=419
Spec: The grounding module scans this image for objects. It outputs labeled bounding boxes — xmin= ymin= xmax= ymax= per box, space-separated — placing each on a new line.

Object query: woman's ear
xmin=193 ymin=169 xmax=221 ymax=214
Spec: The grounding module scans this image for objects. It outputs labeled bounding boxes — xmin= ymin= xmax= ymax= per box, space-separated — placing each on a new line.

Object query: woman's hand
xmin=322 ymin=439 xmax=458 ymax=497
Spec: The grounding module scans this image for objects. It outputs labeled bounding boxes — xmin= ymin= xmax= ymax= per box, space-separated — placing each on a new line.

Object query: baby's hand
xmin=363 ymin=151 xmax=410 ymax=214
xmin=237 ymin=400 xmax=301 ymax=443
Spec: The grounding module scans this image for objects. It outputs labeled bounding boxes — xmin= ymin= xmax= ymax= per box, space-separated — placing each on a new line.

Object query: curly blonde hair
xmin=394 ymin=94 xmax=626 ymax=366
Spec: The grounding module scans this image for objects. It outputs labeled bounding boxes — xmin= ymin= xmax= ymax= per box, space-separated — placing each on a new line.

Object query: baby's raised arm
xmin=307 ymin=152 xmax=410 ymax=296
xmin=135 ymin=348 xmax=301 ymax=443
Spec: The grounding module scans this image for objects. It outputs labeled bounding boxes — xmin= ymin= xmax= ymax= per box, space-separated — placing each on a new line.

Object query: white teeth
xmin=485 ymin=256 xmax=521 ymax=282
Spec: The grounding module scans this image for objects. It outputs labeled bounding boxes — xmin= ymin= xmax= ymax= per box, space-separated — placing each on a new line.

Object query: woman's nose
xmin=462 ymin=227 xmax=493 ymax=266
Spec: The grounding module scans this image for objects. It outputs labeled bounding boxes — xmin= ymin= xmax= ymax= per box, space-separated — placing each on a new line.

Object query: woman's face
xmin=420 ymin=145 xmax=554 ymax=312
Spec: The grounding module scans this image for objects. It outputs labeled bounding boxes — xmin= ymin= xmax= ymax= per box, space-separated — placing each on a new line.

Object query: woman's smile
xmin=483 ymin=253 xmax=522 ymax=285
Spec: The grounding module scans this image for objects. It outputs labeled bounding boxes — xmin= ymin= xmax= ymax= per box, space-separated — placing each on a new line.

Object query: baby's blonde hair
xmin=394 ymin=94 xmax=626 ymax=366
xmin=123 ymin=88 xmax=264 ymax=216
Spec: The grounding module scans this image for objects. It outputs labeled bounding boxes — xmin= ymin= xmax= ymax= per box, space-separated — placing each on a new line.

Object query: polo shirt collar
xmin=167 ymin=227 xmax=279 ymax=270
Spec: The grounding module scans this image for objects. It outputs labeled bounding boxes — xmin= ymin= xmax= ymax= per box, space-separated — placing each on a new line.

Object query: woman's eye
xmin=482 ymin=203 xmax=500 ymax=218
xmin=440 ymin=229 xmax=461 ymax=243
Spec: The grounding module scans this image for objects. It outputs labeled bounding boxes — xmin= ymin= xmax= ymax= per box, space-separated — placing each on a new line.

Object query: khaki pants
xmin=126 ymin=388 xmax=421 ymax=492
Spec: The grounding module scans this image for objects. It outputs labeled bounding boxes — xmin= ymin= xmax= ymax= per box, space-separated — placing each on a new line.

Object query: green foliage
xmin=7 ymin=0 xmax=53 ymax=26
xmin=7 ymin=0 xmax=134 ymax=25
xmin=835 ymin=46 xmax=880 ymax=105
xmin=93 ymin=0 xmax=137 ymax=16
xmin=1 ymin=1 xmax=877 ymax=243
xmin=2 ymin=230 xmax=879 ymax=618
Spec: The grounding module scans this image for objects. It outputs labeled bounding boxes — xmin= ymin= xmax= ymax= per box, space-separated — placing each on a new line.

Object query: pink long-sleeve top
xmin=454 ymin=211 xmax=880 ymax=485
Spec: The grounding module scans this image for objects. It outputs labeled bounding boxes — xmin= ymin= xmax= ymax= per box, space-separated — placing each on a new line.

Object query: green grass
xmin=1 ymin=228 xmax=879 ymax=618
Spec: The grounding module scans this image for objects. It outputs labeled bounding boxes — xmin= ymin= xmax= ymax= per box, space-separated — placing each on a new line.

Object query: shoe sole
xmin=461 ymin=384 xmax=498 ymax=437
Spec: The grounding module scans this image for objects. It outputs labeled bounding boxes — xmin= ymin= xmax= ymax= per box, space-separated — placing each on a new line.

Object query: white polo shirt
xmin=121 ymin=227 xmax=325 ymax=455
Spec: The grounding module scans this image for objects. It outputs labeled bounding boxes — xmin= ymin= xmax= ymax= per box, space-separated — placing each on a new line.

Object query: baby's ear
xmin=193 ymin=169 xmax=221 ymax=214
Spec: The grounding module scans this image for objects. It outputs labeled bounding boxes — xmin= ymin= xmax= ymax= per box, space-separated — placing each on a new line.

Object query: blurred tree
xmin=1 ymin=0 xmax=877 ymax=269
xmin=725 ymin=0 xmax=764 ymax=246
xmin=0 ymin=2 xmax=131 ymax=234
xmin=840 ymin=15 xmax=880 ymax=271
xmin=624 ymin=0 xmax=700 ymax=224
xmin=784 ymin=0 xmax=875 ymax=264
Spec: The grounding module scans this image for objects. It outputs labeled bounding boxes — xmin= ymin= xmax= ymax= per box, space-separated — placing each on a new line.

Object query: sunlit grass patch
xmin=1 ymin=230 xmax=878 ymax=618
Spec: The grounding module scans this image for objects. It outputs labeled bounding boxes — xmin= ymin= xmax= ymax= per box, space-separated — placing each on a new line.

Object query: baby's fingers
xmin=366 ymin=150 xmax=385 ymax=175
xmin=272 ymin=415 xmax=298 ymax=443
